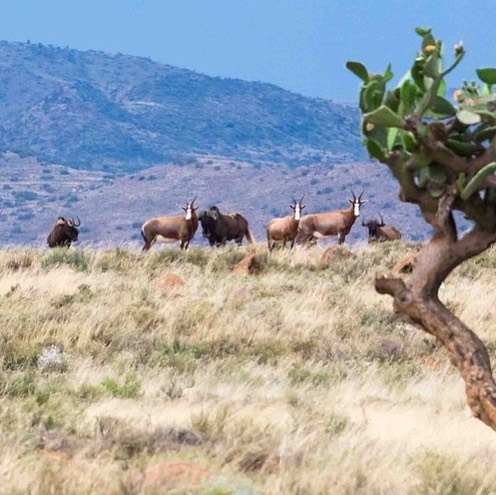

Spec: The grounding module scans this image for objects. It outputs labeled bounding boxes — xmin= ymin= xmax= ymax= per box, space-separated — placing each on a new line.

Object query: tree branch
xmin=405 ymin=117 xmax=469 ymax=175
xmin=374 ymin=274 xmax=406 ymax=297
xmin=469 ymin=136 xmax=496 ymax=176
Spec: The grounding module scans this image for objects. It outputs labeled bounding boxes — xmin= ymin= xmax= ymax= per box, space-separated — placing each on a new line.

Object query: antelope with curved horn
xmin=47 ymin=216 xmax=81 ymax=248
xmin=266 ymin=196 xmax=306 ymax=251
xmin=362 ymin=214 xmax=401 ymax=243
xmin=141 ymin=197 xmax=199 ymax=251
xmin=296 ymin=191 xmax=366 ymax=245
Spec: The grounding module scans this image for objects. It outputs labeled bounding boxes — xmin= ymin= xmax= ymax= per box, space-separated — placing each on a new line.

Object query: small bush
xmin=102 ymin=373 xmax=141 ymax=398
xmin=41 ymin=249 xmax=89 ymax=271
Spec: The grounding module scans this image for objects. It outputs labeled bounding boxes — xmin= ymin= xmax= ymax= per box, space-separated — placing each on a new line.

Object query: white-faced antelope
xmin=141 ymin=198 xmax=199 ymax=251
xmin=47 ymin=216 xmax=81 ymax=248
xmin=296 ymin=191 xmax=366 ymax=245
xmin=362 ymin=215 xmax=402 ymax=243
xmin=266 ymin=196 xmax=306 ymax=251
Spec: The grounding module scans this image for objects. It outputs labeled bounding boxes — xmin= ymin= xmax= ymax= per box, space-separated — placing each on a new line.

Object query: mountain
xmin=0 ymin=41 xmax=440 ymax=246
xmin=0 ymin=41 xmax=366 ymax=172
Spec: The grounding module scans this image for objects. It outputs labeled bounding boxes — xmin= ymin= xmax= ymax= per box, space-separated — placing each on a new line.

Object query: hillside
xmin=0 ymin=41 xmax=365 ymax=172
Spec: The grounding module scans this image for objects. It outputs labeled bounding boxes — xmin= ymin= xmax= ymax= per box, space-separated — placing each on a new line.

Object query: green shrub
xmin=102 ymin=373 xmax=141 ymax=398
xmin=41 ymin=249 xmax=89 ymax=271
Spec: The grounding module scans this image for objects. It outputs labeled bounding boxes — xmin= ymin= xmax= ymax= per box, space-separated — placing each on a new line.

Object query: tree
xmin=347 ymin=27 xmax=496 ymax=430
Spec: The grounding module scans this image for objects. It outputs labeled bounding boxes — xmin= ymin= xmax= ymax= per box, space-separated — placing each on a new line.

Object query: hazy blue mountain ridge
xmin=0 ymin=41 xmax=365 ymax=172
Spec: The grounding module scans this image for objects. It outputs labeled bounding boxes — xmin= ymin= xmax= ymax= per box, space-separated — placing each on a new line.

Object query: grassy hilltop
xmin=1 ymin=243 xmax=496 ymax=493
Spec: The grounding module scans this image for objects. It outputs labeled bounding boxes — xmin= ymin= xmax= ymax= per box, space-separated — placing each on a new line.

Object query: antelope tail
xmin=246 ymin=227 xmax=256 ymax=244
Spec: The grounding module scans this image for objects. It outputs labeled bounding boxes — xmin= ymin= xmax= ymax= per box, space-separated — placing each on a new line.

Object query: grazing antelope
xmin=199 ymin=206 xmax=255 ymax=247
xmin=296 ymin=191 xmax=366 ymax=245
xmin=362 ymin=215 xmax=401 ymax=243
xmin=266 ymin=197 xmax=306 ymax=251
xmin=141 ymin=198 xmax=199 ymax=251
xmin=47 ymin=217 xmax=81 ymax=248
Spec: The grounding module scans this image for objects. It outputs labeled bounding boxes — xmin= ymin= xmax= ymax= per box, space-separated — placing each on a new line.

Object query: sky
xmin=1 ymin=1 xmax=495 ymax=103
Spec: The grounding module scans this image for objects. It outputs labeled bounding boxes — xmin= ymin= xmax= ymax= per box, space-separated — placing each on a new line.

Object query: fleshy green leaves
xmin=460 ymin=161 xmax=496 ymax=200
xmin=364 ymin=105 xmax=406 ymax=128
xmin=360 ymin=79 xmax=385 ymax=113
xmin=429 ymin=95 xmax=456 ymax=117
xmin=415 ymin=27 xmax=432 ymax=37
xmin=365 ymin=139 xmax=386 ymax=161
xmin=476 ymin=68 xmax=496 ymax=85
xmin=414 ymin=163 xmax=447 ymax=198
xmin=346 ymin=61 xmax=369 ymax=82
xmin=347 ymin=25 xmax=496 ymax=209
xmin=456 ymin=109 xmax=481 ymax=125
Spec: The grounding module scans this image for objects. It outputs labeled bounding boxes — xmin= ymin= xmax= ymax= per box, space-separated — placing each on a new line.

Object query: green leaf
xmin=415 ymin=166 xmax=431 ymax=187
xmin=474 ymin=110 xmax=496 ymax=125
xmin=437 ymin=78 xmax=447 ymax=97
xmin=456 ymin=109 xmax=481 ymax=125
xmin=403 ymin=132 xmax=417 ymax=152
xmin=346 ymin=61 xmax=369 ymax=82
xmin=383 ymin=64 xmax=394 ymax=83
xmin=415 ymin=27 xmax=432 ymax=37
xmin=365 ymin=138 xmax=386 ymax=161
xmin=360 ymin=79 xmax=385 ymax=113
xmin=461 ymin=161 xmax=496 ymax=200
xmin=474 ymin=125 xmax=496 ymax=143
xmin=446 ymin=138 xmax=480 ymax=157
xmin=364 ymin=105 xmax=405 ymax=129
xmin=411 ymin=58 xmax=426 ymax=92
xmin=429 ymin=95 xmax=456 ymax=116
xmin=427 ymin=163 xmax=447 ymax=183
xmin=384 ymin=89 xmax=400 ymax=112
xmin=428 ymin=186 xmax=444 ymax=198
xmin=423 ymin=53 xmax=439 ymax=78
xmin=476 ymin=68 xmax=496 ymax=85
xmin=457 ymin=173 xmax=466 ymax=194
xmin=387 ymin=127 xmax=399 ymax=151
xmin=399 ymin=80 xmax=417 ymax=117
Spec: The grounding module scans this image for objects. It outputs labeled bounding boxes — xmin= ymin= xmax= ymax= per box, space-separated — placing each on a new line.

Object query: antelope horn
xmin=74 ymin=216 xmax=81 ymax=227
xmin=379 ymin=214 xmax=385 ymax=227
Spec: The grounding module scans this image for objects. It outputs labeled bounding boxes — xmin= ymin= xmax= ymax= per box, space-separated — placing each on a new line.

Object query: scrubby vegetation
xmin=1 ymin=243 xmax=496 ymax=493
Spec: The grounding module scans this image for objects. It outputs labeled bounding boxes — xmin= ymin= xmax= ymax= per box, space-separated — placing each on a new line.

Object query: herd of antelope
xmin=46 ymin=191 xmax=402 ymax=250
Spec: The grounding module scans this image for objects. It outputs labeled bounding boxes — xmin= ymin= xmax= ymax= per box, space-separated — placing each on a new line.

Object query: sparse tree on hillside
xmin=347 ymin=27 xmax=496 ymax=430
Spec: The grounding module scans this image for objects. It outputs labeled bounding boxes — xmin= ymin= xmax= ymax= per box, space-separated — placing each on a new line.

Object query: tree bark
xmin=375 ymin=194 xmax=496 ymax=430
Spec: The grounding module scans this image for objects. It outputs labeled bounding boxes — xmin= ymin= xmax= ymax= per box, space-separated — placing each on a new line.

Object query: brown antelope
xmin=266 ymin=197 xmax=306 ymax=251
xmin=362 ymin=215 xmax=401 ymax=243
xmin=47 ymin=217 xmax=81 ymax=248
xmin=296 ymin=191 xmax=366 ymax=245
xmin=141 ymin=198 xmax=199 ymax=251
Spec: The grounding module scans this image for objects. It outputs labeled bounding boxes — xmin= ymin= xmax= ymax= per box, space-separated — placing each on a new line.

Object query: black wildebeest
xmin=296 ymin=191 xmax=366 ymax=245
xmin=199 ymin=206 xmax=255 ymax=247
xmin=47 ymin=217 xmax=81 ymax=248
xmin=141 ymin=198 xmax=199 ymax=251
xmin=362 ymin=215 xmax=402 ymax=243
xmin=266 ymin=197 xmax=306 ymax=251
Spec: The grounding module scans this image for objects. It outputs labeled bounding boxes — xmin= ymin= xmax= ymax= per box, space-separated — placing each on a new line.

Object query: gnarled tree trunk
xmin=375 ymin=192 xmax=496 ymax=429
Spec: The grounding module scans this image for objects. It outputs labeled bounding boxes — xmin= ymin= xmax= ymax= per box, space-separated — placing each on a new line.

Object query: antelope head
xmin=182 ymin=197 xmax=198 ymax=220
xmin=290 ymin=194 xmax=306 ymax=221
xmin=350 ymin=190 xmax=366 ymax=217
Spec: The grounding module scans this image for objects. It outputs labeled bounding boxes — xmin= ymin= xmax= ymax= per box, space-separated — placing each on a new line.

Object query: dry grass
xmin=1 ymin=242 xmax=496 ymax=494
